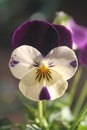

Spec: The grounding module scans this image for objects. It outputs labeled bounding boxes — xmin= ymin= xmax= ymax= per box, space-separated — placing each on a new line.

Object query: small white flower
xmin=9 ymin=45 xmax=78 ymax=101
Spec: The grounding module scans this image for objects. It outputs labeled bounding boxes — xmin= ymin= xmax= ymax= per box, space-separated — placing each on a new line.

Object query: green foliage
xmin=25 ymin=124 xmax=41 ymax=130
xmin=77 ymin=112 xmax=87 ymax=130
xmin=1 ymin=91 xmax=87 ymax=130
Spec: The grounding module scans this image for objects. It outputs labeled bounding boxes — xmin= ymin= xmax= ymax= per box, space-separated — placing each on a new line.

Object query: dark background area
xmin=0 ymin=0 xmax=87 ymax=124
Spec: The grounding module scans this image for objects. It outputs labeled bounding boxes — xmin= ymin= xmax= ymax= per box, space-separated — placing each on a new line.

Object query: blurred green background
xmin=0 ymin=0 xmax=87 ymax=124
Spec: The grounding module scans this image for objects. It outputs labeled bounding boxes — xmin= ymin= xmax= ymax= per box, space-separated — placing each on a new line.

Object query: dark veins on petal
xmin=39 ymin=87 xmax=51 ymax=100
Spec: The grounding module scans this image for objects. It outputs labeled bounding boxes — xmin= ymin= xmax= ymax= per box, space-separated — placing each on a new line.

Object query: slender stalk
xmin=73 ymin=80 xmax=87 ymax=116
xmin=69 ymin=104 xmax=87 ymax=130
xmin=69 ymin=65 xmax=83 ymax=107
xmin=38 ymin=101 xmax=43 ymax=126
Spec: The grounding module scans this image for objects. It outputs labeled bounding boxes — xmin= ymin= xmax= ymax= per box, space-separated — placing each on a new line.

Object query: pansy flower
xmin=53 ymin=11 xmax=87 ymax=67
xmin=9 ymin=20 xmax=78 ymax=101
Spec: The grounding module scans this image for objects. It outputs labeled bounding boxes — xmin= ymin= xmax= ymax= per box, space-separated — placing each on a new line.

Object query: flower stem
xmin=73 ymin=80 xmax=87 ymax=116
xmin=69 ymin=104 xmax=87 ymax=130
xmin=69 ymin=65 xmax=83 ymax=107
xmin=38 ymin=101 xmax=43 ymax=126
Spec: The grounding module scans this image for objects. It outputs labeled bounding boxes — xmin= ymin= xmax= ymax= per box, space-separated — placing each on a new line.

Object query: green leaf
xmin=69 ymin=104 xmax=87 ymax=130
xmin=25 ymin=124 xmax=41 ymax=130
xmin=0 ymin=118 xmax=13 ymax=130
xmin=0 ymin=125 xmax=12 ymax=130
xmin=77 ymin=113 xmax=87 ymax=130
xmin=78 ymin=125 xmax=87 ymax=130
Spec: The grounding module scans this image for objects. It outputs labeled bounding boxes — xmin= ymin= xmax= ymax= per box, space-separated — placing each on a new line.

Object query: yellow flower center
xmin=39 ymin=61 xmax=49 ymax=73
xmin=35 ymin=61 xmax=52 ymax=82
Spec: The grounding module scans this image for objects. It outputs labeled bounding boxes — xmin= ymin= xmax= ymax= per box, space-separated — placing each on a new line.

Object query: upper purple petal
xmin=54 ymin=24 xmax=72 ymax=48
xmin=12 ymin=20 xmax=72 ymax=55
xmin=69 ymin=19 xmax=87 ymax=49
xmin=12 ymin=20 xmax=59 ymax=56
xmin=79 ymin=45 xmax=87 ymax=67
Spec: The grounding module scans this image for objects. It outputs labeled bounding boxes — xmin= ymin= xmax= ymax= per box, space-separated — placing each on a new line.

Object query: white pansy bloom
xmin=9 ymin=45 xmax=78 ymax=101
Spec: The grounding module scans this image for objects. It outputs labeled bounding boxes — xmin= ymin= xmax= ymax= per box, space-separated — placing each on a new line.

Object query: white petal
xmin=19 ymin=69 xmax=43 ymax=101
xmin=9 ymin=45 xmax=42 ymax=79
xmin=47 ymin=79 xmax=68 ymax=100
xmin=19 ymin=68 xmax=68 ymax=101
xmin=45 ymin=46 xmax=78 ymax=80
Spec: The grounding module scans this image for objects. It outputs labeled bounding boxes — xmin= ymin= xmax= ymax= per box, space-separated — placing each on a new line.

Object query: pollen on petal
xmin=39 ymin=87 xmax=51 ymax=100
xmin=70 ymin=60 xmax=77 ymax=68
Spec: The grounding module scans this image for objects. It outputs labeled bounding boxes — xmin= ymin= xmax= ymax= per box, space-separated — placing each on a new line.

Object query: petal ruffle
xmin=12 ymin=20 xmax=72 ymax=56
xmin=19 ymin=68 xmax=67 ymax=101
xmin=45 ymin=46 xmax=78 ymax=80
xmin=9 ymin=45 xmax=42 ymax=79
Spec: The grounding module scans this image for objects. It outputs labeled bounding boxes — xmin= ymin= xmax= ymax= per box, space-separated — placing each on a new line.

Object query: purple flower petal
xmin=12 ymin=20 xmax=72 ymax=56
xmin=39 ymin=87 xmax=51 ymax=100
xmin=79 ymin=45 xmax=87 ymax=67
xmin=54 ymin=24 xmax=72 ymax=48
xmin=12 ymin=20 xmax=59 ymax=56
xmin=69 ymin=19 xmax=87 ymax=49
